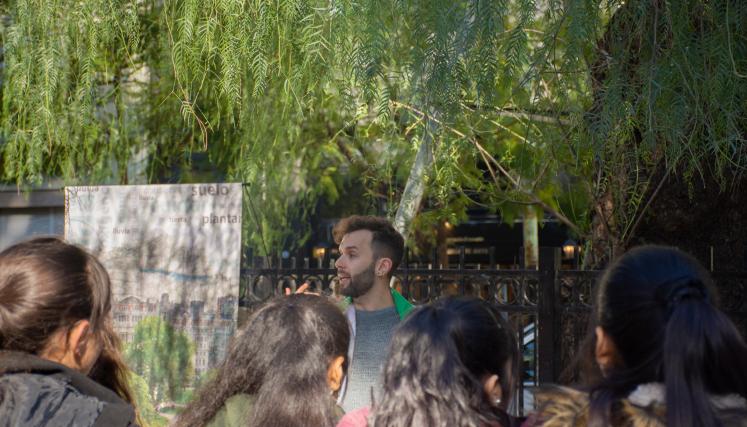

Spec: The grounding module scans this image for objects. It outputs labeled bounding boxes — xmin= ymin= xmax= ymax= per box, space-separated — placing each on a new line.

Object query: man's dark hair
xmin=333 ymin=215 xmax=404 ymax=272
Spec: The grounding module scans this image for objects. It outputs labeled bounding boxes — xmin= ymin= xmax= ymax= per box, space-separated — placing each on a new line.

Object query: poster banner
xmin=65 ymin=183 xmax=242 ymax=424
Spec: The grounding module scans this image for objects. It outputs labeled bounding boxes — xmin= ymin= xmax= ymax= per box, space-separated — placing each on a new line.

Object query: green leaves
xmin=1 ymin=0 xmax=744 ymax=256
xmin=125 ymin=316 xmax=195 ymax=403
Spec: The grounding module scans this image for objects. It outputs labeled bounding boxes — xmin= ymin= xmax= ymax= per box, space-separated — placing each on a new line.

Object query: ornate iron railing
xmin=238 ymin=250 xmax=747 ymax=415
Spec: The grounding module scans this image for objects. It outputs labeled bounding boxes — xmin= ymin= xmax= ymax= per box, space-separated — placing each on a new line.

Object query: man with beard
xmin=333 ymin=215 xmax=414 ymax=412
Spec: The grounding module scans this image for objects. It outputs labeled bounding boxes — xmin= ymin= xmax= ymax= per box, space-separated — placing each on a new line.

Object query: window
xmin=0 ymin=188 xmax=64 ymax=251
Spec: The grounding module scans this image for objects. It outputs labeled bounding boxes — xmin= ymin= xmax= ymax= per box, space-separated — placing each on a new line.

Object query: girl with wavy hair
xmin=338 ymin=297 xmax=518 ymax=427
xmin=178 ymin=293 xmax=350 ymax=427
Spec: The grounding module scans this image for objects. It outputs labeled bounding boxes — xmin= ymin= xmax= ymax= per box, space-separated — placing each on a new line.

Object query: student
xmin=526 ymin=245 xmax=747 ymax=427
xmin=178 ymin=294 xmax=351 ymax=427
xmin=338 ymin=297 xmax=518 ymax=427
xmin=0 ymin=237 xmax=138 ymax=426
xmin=333 ymin=215 xmax=414 ymax=412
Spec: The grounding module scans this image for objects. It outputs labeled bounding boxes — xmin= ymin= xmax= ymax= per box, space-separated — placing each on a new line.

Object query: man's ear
xmin=595 ymin=326 xmax=619 ymax=376
xmin=327 ymin=356 xmax=346 ymax=392
xmin=375 ymin=257 xmax=393 ymax=277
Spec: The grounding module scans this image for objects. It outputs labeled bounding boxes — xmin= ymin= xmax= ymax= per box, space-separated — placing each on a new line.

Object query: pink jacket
xmin=337 ymin=406 xmax=510 ymax=427
xmin=336 ymin=406 xmax=370 ymax=427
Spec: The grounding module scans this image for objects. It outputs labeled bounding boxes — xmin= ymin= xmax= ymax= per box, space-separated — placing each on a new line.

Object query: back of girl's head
xmin=178 ymin=294 xmax=350 ymax=427
xmin=371 ymin=297 xmax=516 ymax=427
xmin=590 ymin=245 xmax=747 ymax=427
xmin=0 ymin=237 xmax=111 ymax=355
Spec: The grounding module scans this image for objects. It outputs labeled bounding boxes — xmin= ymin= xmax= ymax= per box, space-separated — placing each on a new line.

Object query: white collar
xmin=628 ymin=382 xmax=747 ymax=410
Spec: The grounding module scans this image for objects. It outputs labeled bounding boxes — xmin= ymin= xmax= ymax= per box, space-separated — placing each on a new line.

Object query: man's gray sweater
xmin=340 ymin=305 xmax=400 ymax=413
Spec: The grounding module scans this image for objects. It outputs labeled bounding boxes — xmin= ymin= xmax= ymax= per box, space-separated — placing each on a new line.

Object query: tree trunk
xmin=523 ymin=206 xmax=539 ymax=269
xmin=588 ymin=189 xmax=621 ymax=267
xmin=393 ymin=117 xmax=435 ymax=238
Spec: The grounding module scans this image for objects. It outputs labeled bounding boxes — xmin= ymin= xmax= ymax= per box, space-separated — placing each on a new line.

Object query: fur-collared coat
xmin=523 ymin=383 xmax=747 ymax=427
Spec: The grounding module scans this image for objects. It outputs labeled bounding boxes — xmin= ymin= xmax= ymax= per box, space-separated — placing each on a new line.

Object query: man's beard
xmin=340 ymin=263 xmax=376 ymax=298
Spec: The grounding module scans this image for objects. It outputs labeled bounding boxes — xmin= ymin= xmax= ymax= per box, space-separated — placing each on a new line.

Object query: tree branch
xmin=462 ymin=102 xmax=572 ymax=125
xmin=391 ymin=101 xmax=583 ymax=235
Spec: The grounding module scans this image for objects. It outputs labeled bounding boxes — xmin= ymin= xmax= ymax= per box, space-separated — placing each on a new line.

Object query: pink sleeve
xmin=520 ymin=412 xmax=541 ymax=427
xmin=336 ymin=406 xmax=371 ymax=427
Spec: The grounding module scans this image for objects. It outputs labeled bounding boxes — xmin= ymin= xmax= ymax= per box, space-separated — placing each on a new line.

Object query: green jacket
xmin=340 ymin=287 xmax=414 ymax=320
xmin=205 ymin=394 xmax=253 ymax=427
xmin=205 ymin=394 xmax=345 ymax=427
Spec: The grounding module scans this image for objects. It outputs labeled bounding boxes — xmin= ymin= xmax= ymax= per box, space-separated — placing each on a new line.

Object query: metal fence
xmin=238 ymin=248 xmax=747 ymax=415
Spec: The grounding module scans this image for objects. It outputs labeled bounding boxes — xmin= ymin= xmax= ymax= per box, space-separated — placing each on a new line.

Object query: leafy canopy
xmin=1 ymin=0 xmax=745 ymax=255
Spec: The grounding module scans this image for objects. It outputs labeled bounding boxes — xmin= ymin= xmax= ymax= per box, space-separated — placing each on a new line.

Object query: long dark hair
xmin=587 ymin=245 xmax=747 ymax=427
xmin=0 ymin=237 xmax=142 ymax=420
xmin=177 ymin=294 xmax=350 ymax=427
xmin=89 ymin=318 xmax=143 ymax=424
xmin=0 ymin=237 xmax=111 ymax=358
xmin=370 ymin=297 xmax=517 ymax=427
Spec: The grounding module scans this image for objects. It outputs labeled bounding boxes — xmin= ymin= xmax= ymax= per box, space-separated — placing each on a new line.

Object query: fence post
xmin=403 ymin=247 xmax=410 ymax=300
xmin=537 ymin=247 xmax=560 ymax=384
xmin=296 ymin=249 xmax=304 ymax=293
xmin=459 ymin=246 xmax=466 ymax=295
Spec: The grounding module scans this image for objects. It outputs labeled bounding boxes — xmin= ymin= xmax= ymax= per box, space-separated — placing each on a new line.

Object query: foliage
xmin=129 ymin=371 xmax=169 ymax=427
xmin=584 ymin=0 xmax=747 ymax=260
xmin=124 ymin=316 xmax=195 ymax=403
xmin=1 ymin=0 xmax=745 ymax=257
xmin=0 ymin=0 xmax=145 ymax=183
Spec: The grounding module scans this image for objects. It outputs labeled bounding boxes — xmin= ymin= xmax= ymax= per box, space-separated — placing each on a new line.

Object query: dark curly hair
xmin=177 ymin=294 xmax=350 ymax=427
xmin=370 ymin=297 xmax=517 ymax=427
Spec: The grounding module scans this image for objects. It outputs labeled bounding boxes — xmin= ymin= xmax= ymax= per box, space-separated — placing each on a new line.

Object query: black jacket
xmin=0 ymin=351 xmax=137 ymax=427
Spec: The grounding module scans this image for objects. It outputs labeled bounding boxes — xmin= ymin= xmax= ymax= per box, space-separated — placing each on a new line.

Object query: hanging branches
xmin=0 ymin=0 xmax=745 ymax=256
